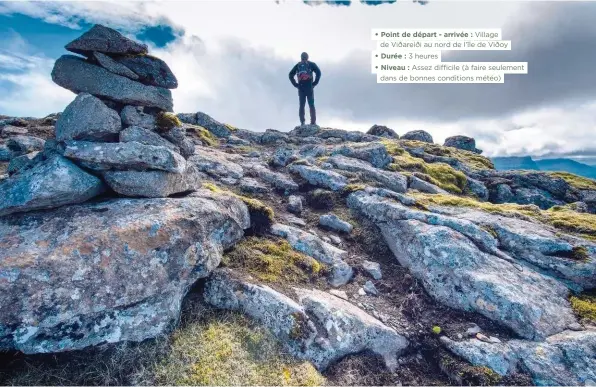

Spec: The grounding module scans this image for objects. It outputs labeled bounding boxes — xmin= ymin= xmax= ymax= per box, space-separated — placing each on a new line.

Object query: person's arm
xmin=289 ymin=64 xmax=299 ymax=87
xmin=311 ymin=62 xmax=321 ymax=87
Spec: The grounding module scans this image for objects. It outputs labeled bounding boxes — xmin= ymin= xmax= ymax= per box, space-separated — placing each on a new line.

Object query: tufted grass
xmin=548 ymin=172 xmax=596 ymax=191
xmin=412 ymin=193 xmax=596 ymax=242
xmin=153 ymin=313 xmax=325 ymax=386
xmin=222 ymin=237 xmax=327 ymax=283
xmin=569 ymin=292 xmax=596 ymax=322
xmin=156 ymin=112 xmax=182 ymax=132
xmin=184 ymin=124 xmax=219 ymax=147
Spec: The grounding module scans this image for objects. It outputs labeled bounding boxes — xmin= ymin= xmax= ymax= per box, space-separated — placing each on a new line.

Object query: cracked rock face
xmin=204 ymin=270 xmax=408 ymax=372
xmin=347 ymin=190 xmax=579 ymax=340
xmin=0 ymin=191 xmax=249 ymax=354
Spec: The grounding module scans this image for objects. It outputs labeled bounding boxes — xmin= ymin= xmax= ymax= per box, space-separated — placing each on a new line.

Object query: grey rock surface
xmin=55 ymin=93 xmax=121 ymax=141
xmin=190 ymin=148 xmax=244 ymax=180
xmin=367 ymin=124 xmax=398 ymax=139
xmin=65 ymin=24 xmax=148 ymax=55
xmin=7 ymin=152 xmax=39 ymax=175
xmin=0 ymin=191 xmax=249 ymax=353
xmin=333 ymin=143 xmax=393 ymax=169
xmin=328 ymin=155 xmax=407 ymax=193
xmin=63 ymin=140 xmax=186 ymax=173
xmin=442 ymin=329 xmax=596 ymax=386
xmin=444 ymin=135 xmax=482 ymax=154
xmin=401 ymin=130 xmax=433 ymax=143
xmin=119 ymin=126 xmax=179 ymax=153
xmin=161 ymin=127 xmax=195 ymax=158
xmin=204 ymin=271 xmax=408 ymax=371
xmin=408 ymin=175 xmax=448 ymax=194
xmin=319 ymin=213 xmax=353 ymax=233
xmin=347 ymin=191 xmax=578 ymax=340
xmin=116 ymin=55 xmax=178 ymax=89
xmin=238 ymin=177 xmax=268 ymax=194
xmin=103 ymin=164 xmax=201 ymax=198
xmin=6 ymin=135 xmax=45 ymax=156
xmin=271 ymin=223 xmax=353 ymax=287
xmin=52 ymin=55 xmax=173 ymax=111
xmin=362 ymin=260 xmax=382 ymax=280
xmin=92 ymin=51 xmax=139 ymax=80
xmin=0 ymin=154 xmax=105 ymax=217
xmin=244 ymin=162 xmax=299 ymax=193
xmin=289 ymin=164 xmax=347 ymax=191
xmin=120 ymin=105 xmax=156 ymax=130
xmin=287 ymin=195 xmax=304 ymax=214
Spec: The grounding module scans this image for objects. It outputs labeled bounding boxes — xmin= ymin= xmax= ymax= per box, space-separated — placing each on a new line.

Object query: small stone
xmin=358 ymin=288 xmax=366 ymax=296
xmin=364 ymin=281 xmax=379 ymax=296
xmin=329 ymin=235 xmax=342 ymax=245
xmin=568 ymin=322 xmax=583 ymax=331
xmin=284 ymin=214 xmax=306 ymax=227
xmin=329 ymin=289 xmax=348 ymax=300
xmin=287 ymin=195 xmax=303 ymax=214
xmin=322 ymin=236 xmax=331 ymax=243
xmin=247 ymin=151 xmax=261 ymax=158
xmin=362 ymin=260 xmax=382 ymax=280
xmin=92 ymin=51 xmax=139 ymax=80
xmin=466 ymin=324 xmax=482 ymax=336
xmin=1 ymin=125 xmax=29 ymax=136
xmin=457 ymin=333 xmax=463 ymax=339
xmin=475 ymin=333 xmax=500 ymax=343
xmin=239 ymin=177 xmax=268 ymax=194
xmin=319 ymin=213 xmax=353 ymax=233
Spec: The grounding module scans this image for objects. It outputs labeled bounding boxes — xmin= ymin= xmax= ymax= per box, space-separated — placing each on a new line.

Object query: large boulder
xmin=65 ymin=24 xmax=148 ymax=56
xmin=190 ymin=148 xmax=244 ymax=180
xmin=116 ymin=55 xmax=178 ymax=89
xmin=161 ymin=127 xmax=195 ymax=158
xmin=63 ymin=140 xmax=186 ymax=173
xmin=401 ymin=130 xmax=433 ymax=143
xmin=347 ymin=191 xmax=578 ymax=340
xmin=444 ymin=135 xmax=482 ymax=154
xmin=367 ymin=124 xmax=398 ymax=139
xmin=178 ymin=112 xmax=234 ymax=138
xmin=204 ymin=270 xmax=407 ymax=371
xmin=0 ymin=154 xmax=105 ymax=217
xmin=92 ymin=51 xmax=139 ymax=80
xmin=55 ymin=93 xmax=121 ymax=141
xmin=103 ymin=164 xmax=202 ymax=198
xmin=52 ymin=55 xmax=173 ymax=111
xmin=0 ymin=190 xmax=249 ymax=354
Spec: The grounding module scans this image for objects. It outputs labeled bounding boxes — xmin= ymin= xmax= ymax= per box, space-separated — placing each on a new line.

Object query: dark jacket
xmin=289 ymin=61 xmax=321 ymax=90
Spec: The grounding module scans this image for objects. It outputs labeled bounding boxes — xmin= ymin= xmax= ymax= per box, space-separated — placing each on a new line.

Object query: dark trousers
xmin=298 ymin=87 xmax=316 ymax=125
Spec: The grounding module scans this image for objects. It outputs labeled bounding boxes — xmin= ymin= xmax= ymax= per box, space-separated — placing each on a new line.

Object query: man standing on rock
xmin=289 ymin=52 xmax=321 ymax=126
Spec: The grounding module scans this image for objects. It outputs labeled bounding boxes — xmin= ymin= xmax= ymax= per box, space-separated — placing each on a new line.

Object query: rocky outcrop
xmin=190 ymin=147 xmax=244 ymax=180
xmin=0 ymin=191 xmax=249 ymax=354
xmin=332 ymin=143 xmax=393 ymax=169
xmin=289 ymin=163 xmax=347 ymax=191
xmin=327 ymin=155 xmax=407 ymax=193
xmin=204 ymin=270 xmax=408 ymax=371
xmin=347 ymin=190 xmax=580 ymax=340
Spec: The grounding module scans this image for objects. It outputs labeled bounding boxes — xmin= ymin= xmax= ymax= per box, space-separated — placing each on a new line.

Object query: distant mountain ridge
xmin=492 ymin=156 xmax=596 ymax=179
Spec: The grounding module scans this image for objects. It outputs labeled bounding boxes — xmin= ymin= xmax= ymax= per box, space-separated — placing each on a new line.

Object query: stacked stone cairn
xmin=0 ymin=24 xmax=203 ymax=217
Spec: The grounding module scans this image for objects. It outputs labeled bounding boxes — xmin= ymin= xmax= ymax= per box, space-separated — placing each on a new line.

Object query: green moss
xmin=224 ymin=123 xmax=238 ymax=132
xmin=549 ymin=172 xmax=596 ymax=191
xmin=153 ymin=314 xmax=325 ymax=386
xmin=223 ymin=237 xmax=327 ymax=283
xmin=383 ymin=140 xmax=468 ymax=193
xmin=201 ymin=183 xmax=274 ymax=234
xmin=306 ymin=189 xmax=336 ymax=210
xmin=571 ymin=246 xmax=590 ymax=261
xmin=185 ymin=124 xmax=218 ymax=146
xmin=439 ymin=354 xmax=502 ymax=386
xmin=432 ymin=326 xmax=442 ymax=335
xmin=156 ymin=112 xmax=182 ymax=132
xmin=342 ymin=184 xmax=367 ymax=195
xmin=413 ymin=193 xmax=596 ymax=242
xmin=398 ymin=139 xmax=495 ymax=171
xmin=570 ymin=292 xmax=596 ymax=322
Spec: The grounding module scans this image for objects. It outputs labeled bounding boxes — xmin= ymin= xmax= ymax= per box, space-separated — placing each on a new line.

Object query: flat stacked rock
xmin=0 ymin=24 xmax=201 ymax=217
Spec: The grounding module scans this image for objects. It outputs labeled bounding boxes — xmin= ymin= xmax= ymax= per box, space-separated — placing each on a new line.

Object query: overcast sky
xmin=0 ymin=0 xmax=595 ymax=161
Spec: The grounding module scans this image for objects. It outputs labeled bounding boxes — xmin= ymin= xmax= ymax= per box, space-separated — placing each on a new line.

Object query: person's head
xmin=300 ymin=52 xmax=309 ymax=62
